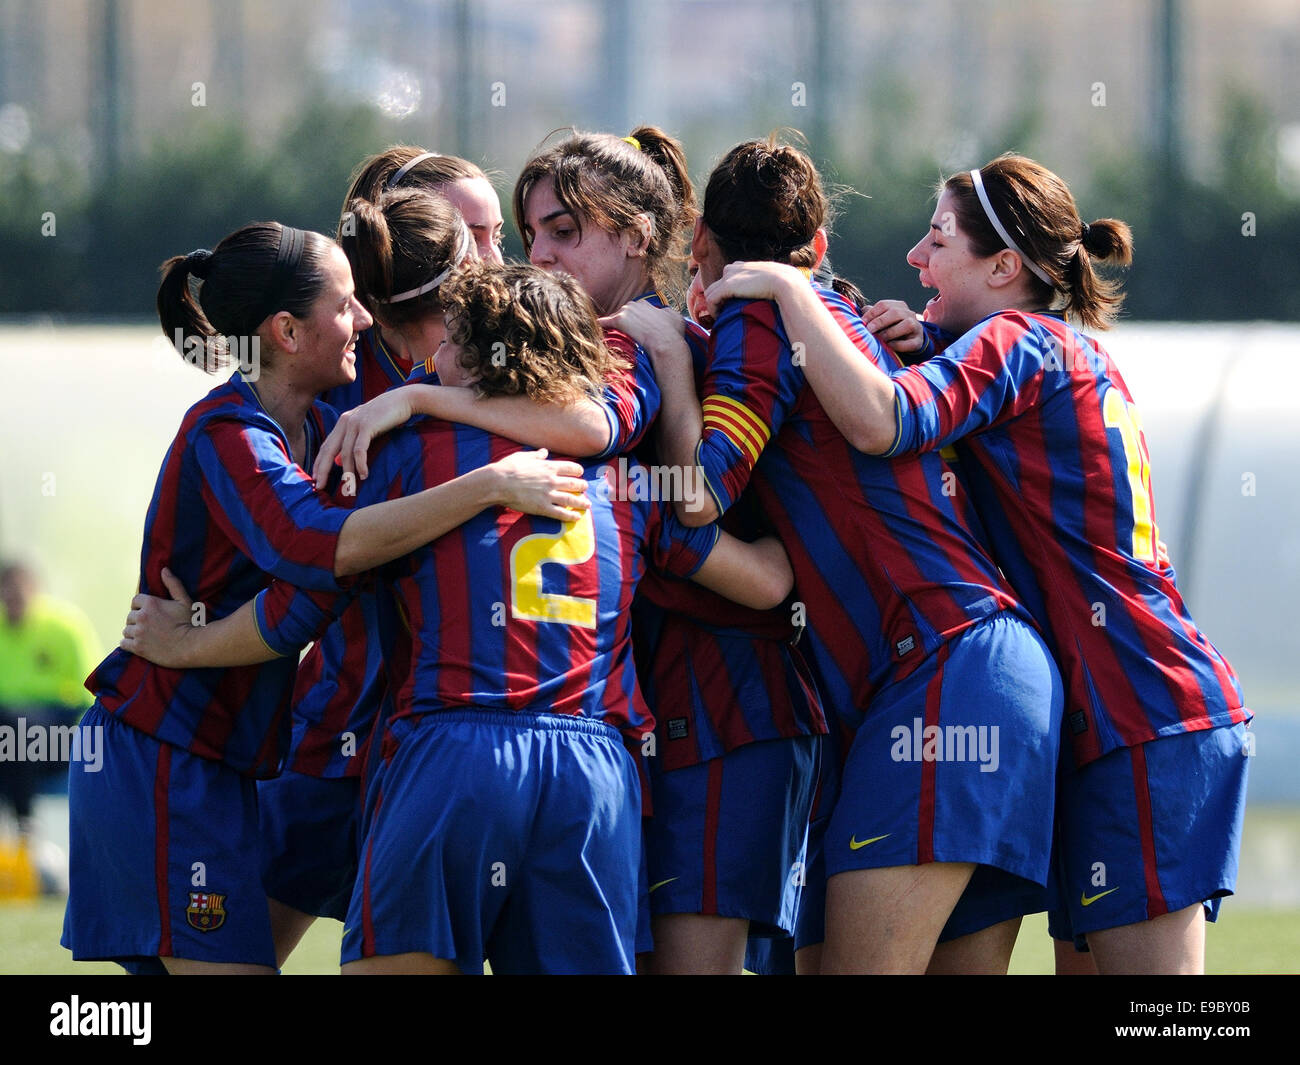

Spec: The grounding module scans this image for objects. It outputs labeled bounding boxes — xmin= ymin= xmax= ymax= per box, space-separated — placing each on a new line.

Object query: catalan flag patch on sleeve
xmin=702 ymin=394 xmax=771 ymax=468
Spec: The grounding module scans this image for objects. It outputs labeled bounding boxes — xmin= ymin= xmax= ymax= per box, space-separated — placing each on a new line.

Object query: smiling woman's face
xmin=904 ymin=188 xmax=1003 ymax=337
xmin=291 ymin=243 xmax=372 ymax=390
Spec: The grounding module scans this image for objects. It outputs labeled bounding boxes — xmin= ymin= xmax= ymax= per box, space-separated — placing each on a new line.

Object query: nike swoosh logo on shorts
xmin=649 ymin=877 xmax=679 ymax=893
xmin=1080 ymin=887 xmax=1120 ymax=906
xmin=848 ymin=834 xmax=890 ymax=850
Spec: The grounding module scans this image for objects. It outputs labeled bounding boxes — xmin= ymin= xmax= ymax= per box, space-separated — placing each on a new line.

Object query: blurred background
xmin=0 ymin=0 xmax=1296 ymax=972
xmin=2 ymin=0 xmax=1300 ymax=316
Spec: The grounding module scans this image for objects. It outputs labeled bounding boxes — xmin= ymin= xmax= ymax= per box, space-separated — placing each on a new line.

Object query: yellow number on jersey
xmin=508 ymin=510 xmax=598 ymax=628
xmin=1101 ymin=387 xmax=1159 ymax=563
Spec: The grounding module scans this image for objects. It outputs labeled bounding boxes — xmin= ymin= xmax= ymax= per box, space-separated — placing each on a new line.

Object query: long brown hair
xmin=512 ymin=125 xmax=696 ymax=306
xmin=944 ymin=154 xmax=1134 ymax=330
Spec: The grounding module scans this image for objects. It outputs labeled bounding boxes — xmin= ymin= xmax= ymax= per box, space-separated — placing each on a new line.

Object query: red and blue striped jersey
xmin=255 ymin=421 xmax=719 ymax=743
xmin=285 ymin=576 xmax=385 ymax=778
xmin=593 ymin=326 xmax=660 ymax=460
xmin=884 ymin=310 xmax=1247 ymax=763
xmin=289 ymin=323 xmax=656 ymax=775
xmin=695 ymin=282 xmax=1025 ymax=731
xmin=630 ymin=293 xmax=827 ymax=769
xmin=86 ymin=374 xmax=349 ymax=778
xmin=285 ymin=325 xmax=409 ymax=779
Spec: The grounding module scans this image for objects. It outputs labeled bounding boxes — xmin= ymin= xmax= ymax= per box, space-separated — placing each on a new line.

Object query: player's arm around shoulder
xmin=646 ymin=495 xmax=793 ymax=611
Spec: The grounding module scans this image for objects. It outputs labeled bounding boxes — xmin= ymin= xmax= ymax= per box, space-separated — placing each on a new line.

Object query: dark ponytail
xmin=628 ymin=124 xmax=697 ymax=226
xmin=829 ymin=276 xmax=867 ymax=315
xmin=157 ymin=250 xmax=221 ymax=368
xmin=156 ymin=222 xmax=332 ymax=371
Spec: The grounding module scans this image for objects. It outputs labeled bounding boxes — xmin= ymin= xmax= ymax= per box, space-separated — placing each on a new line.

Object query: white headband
xmin=388 ymin=151 xmax=442 ymax=189
xmin=381 ymin=221 xmax=474 ymax=304
xmin=969 ymin=168 xmax=1055 ymax=288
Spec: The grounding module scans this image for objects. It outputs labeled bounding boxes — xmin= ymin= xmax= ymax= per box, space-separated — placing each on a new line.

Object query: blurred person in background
xmin=0 ymin=560 xmax=99 ymax=842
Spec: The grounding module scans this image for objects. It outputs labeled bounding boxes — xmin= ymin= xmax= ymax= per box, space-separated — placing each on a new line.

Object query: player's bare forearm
xmin=691 ymin=533 xmax=793 ymax=610
xmin=335 ymin=466 xmax=500 ymax=577
xmin=654 ymin=364 xmax=717 ymax=526
xmin=334 ymin=455 xmax=589 ymax=577
xmin=189 ymin=598 xmax=280 ymax=666
xmin=778 ymin=281 xmax=897 ymax=454
xmin=416 ymin=385 xmax=612 ymax=458
xmin=122 ymin=593 xmax=276 ymax=668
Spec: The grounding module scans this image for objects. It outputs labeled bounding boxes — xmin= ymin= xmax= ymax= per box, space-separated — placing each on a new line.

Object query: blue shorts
xmin=343 ymin=709 xmax=642 ymax=975
xmin=636 ymin=827 xmax=653 ymax=956
xmin=826 ymin=613 xmax=1062 ymax=930
xmin=61 ymin=704 xmax=276 ymax=968
xmin=744 ymin=932 xmax=796 ymax=975
xmin=1047 ymin=720 xmax=1250 ymax=945
xmin=645 ymin=735 xmax=820 ymax=937
xmin=258 ymin=770 xmax=359 ymax=922
xmin=788 ymin=715 xmax=847 ymax=953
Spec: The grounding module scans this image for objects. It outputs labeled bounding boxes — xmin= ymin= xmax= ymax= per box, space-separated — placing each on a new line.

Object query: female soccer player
xmin=265 ymin=140 xmax=676 ymax=964
xmin=63 ymin=221 xmax=587 ymax=975
xmin=620 ymin=137 xmax=1064 ymax=975
xmin=703 ymin=152 xmax=1250 ymax=975
xmin=123 ymin=260 xmax=801 ymax=974
xmin=263 ymin=147 xmax=621 ymax=966
xmin=258 ymin=161 xmax=496 ymax=964
xmin=516 ymin=128 xmax=836 ymax=975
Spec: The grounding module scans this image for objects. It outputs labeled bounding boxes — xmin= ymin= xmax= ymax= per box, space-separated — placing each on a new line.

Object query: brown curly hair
xmin=438 ymin=261 xmax=623 ymax=405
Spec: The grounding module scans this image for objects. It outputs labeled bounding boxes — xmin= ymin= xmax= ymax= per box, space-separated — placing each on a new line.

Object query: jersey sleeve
xmin=249 ymin=427 xmax=423 ymax=655
xmin=884 ymin=312 xmax=1062 ymax=457
xmin=644 ymin=498 xmax=721 ymax=579
xmin=194 ymin=419 xmax=351 ymax=591
xmin=592 ymin=329 xmax=662 ymax=460
xmin=252 ymin=582 xmax=354 ymax=657
xmin=696 ymin=299 xmax=802 ymax=515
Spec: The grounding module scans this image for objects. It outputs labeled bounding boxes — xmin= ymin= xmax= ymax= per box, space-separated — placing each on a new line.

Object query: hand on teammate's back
xmin=120 ymin=567 xmax=196 ymax=668
xmin=488 ymin=449 xmax=591 ymax=522
xmin=702 ymin=260 xmax=804 ymax=314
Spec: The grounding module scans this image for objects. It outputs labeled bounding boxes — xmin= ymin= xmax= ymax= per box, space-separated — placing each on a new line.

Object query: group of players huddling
xmin=63 ymin=126 xmax=1249 ymax=975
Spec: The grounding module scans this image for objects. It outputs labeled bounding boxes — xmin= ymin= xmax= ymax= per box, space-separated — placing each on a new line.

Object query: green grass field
xmin=4 ymin=899 xmax=1297 ymax=975
xmin=4 ymin=806 xmax=1298 ymax=974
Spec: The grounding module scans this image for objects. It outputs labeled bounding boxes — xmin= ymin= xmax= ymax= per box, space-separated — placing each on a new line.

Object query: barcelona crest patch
xmin=186 ymin=891 xmax=227 ymax=932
